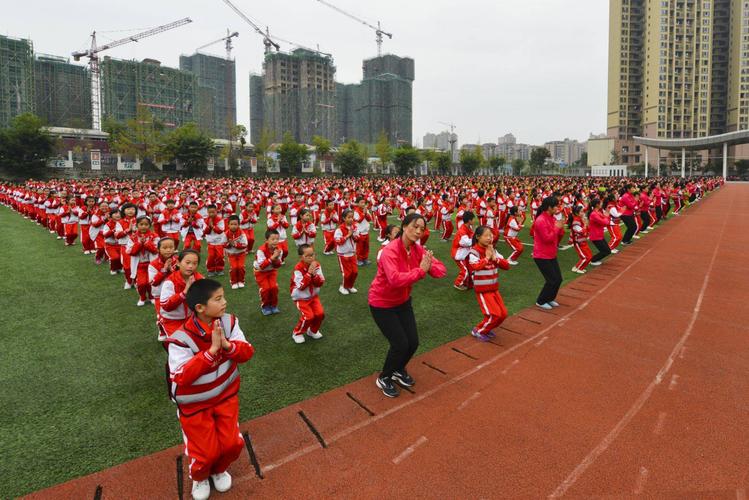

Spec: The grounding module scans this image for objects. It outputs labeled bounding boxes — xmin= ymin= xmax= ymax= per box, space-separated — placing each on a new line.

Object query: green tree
xmin=579 ymin=151 xmax=588 ymax=167
xmin=610 ymin=149 xmax=620 ymax=165
xmin=312 ymin=135 xmax=332 ymax=172
xmin=336 ymin=140 xmax=367 ymax=176
xmin=488 ymin=156 xmax=504 ymax=174
xmin=255 ymin=127 xmax=273 ymax=171
xmin=735 ymin=159 xmax=749 ymax=177
xmin=421 ymin=148 xmax=437 ymax=173
xmin=392 ymin=145 xmax=421 ymax=176
xmin=277 ymin=132 xmax=309 ymax=174
xmin=435 ymin=151 xmax=452 ymax=175
xmin=460 ymin=148 xmax=480 ymax=175
xmin=511 ymin=158 xmax=525 ymax=176
xmin=375 ymin=131 xmax=392 ymax=171
xmin=160 ymin=123 xmax=214 ymax=175
xmin=529 ymin=147 xmax=551 ymax=174
xmin=223 ymin=124 xmax=247 ymax=174
xmin=0 ymin=113 xmax=57 ymax=179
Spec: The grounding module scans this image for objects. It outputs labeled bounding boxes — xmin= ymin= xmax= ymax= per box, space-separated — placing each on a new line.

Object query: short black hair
xmin=206 ymin=204 xmax=217 ymax=210
xmin=158 ymin=237 xmax=176 ymax=249
xmin=298 ymin=243 xmax=313 ymax=255
xmin=265 ymin=228 xmax=279 ymax=240
xmin=462 ymin=210 xmax=475 ymax=224
xmin=227 ymin=215 xmax=240 ymax=222
xmin=177 ymin=249 xmax=201 ymax=263
xmin=185 ymin=279 xmax=223 ymax=312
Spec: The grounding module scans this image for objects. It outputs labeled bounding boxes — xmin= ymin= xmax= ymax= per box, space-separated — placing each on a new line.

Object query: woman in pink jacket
xmin=369 ymin=213 xmax=447 ymax=398
xmin=587 ymin=198 xmax=612 ymax=267
xmin=531 ymin=196 xmax=565 ymax=311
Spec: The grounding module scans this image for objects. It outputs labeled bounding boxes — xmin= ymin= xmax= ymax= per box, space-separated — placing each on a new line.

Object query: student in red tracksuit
xmin=266 ymin=204 xmax=290 ymax=260
xmin=467 ymin=226 xmax=511 ymax=342
xmin=204 ymin=205 xmax=227 ymax=277
xmin=376 ymin=198 xmax=392 ymax=241
xmin=354 ymin=198 xmax=373 ymax=266
xmin=290 ymin=244 xmax=326 ymax=344
xmin=292 ymin=209 xmax=317 ymax=249
xmin=451 ymin=211 xmax=475 ymax=290
xmin=77 ymin=196 xmax=96 ymax=254
xmin=606 ymin=194 xmax=623 ymax=253
xmin=239 ymin=201 xmax=258 ymax=253
xmin=439 ymin=195 xmax=455 ymax=241
xmin=320 ymin=200 xmax=339 ymax=255
xmin=568 ymin=205 xmax=592 ymax=274
xmin=588 ymin=198 xmax=612 ymax=267
xmin=503 ymin=206 xmax=524 ymax=265
xmin=126 ymin=216 xmax=159 ymax=306
xmin=60 ymin=196 xmax=79 ymax=246
xmin=102 ymin=209 xmax=124 ymax=275
xmin=149 ymin=238 xmax=178 ymax=340
xmin=334 ymin=209 xmax=360 ymax=295
xmin=90 ymin=201 xmax=110 ymax=265
xmin=253 ymin=229 xmax=284 ymax=316
xmin=160 ymin=250 xmax=205 ymax=336
xmin=181 ymin=202 xmax=205 ymax=252
xmin=166 ymin=278 xmax=254 ymax=500
xmin=119 ymin=204 xmax=138 ymax=288
xmin=159 ymin=200 xmax=183 ymax=244
xmin=224 ymin=216 xmax=248 ymax=290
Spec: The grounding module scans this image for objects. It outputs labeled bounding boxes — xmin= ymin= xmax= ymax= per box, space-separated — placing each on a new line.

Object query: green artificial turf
xmin=0 ymin=205 xmax=592 ymax=497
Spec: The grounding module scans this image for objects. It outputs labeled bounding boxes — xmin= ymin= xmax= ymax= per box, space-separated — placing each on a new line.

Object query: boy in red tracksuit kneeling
xmin=290 ymin=244 xmax=325 ymax=344
xmin=166 ymin=278 xmax=254 ymax=500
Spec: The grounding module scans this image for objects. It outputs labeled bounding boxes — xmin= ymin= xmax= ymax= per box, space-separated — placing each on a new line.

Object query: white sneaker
xmin=292 ymin=333 xmax=306 ymax=344
xmin=633 ymin=235 xmax=641 ymax=239
xmin=610 ymin=248 xmax=619 ymax=254
xmin=348 ymin=287 xmax=358 ymax=294
xmin=590 ymin=261 xmax=602 ymax=266
xmin=191 ymin=479 xmax=211 ymax=500
xmin=536 ymin=302 xmax=553 ymax=310
xmin=339 ymin=286 xmax=349 ymax=295
xmin=110 ymin=270 xmax=117 ymax=276
xmin=549 ymin=300 xmax=560 ymax=307
xmin=571 ymin=266 xmax=578 ymax=273
xmin=123 ymin=282 xmax=132 ymax=290
xmin=574 ymin=268 xmax=587 ymax=274
xmin=56 ymin=236 xmax=62 ymax=240
xmin=136 ymin=300 xmax=145 ymax=307
xmin=641 ymin=230 xmax=649 ymax=234
xmin=508 ymin=260 xmax=519 ymax=266
xmin=307 ymin=329 xmax=323 ymax=339
xmin=238 ymin=282 xmax=245 ymax=288
xmin=210 ymin=471 xmax=232 ymax=493
xmin=231 ymin=284 xmax=239 ymax=290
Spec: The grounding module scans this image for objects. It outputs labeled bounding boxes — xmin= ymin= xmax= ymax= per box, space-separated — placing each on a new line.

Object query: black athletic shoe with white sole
xmin=375 ymin=376 xmax=400 ymax=398
xmin=391 ymin=370 xmax=415 ymax=388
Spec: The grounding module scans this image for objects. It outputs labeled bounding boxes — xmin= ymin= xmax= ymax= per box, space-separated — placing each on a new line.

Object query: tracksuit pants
xmin=293 ymin=296 xmax=325 ymax=336
xmin=573 ymin=241 xmax=593 ymax=270
xmin=228 ymin=253 xmax=246 ymax=285
xmin=254 ymin=270 xmax=279 ymax=308
xmin=474 ymin=291 xmax=508 ymax=335
xmin=207 ymin=244 xmax=225 ymax=273
xmin=504 ymin=236 xmax=524 ymax=261
xmin=338 ymin=254 xmax=358 ymax=289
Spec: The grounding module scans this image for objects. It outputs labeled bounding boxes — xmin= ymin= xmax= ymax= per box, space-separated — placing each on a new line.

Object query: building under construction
xmin=250 ymin=48 xmax=337 ymax=146
xmin=0 ymin=34 xmax=35 ymax=128
xmin=34 ymin=54 xmax=91 ymax=128
xmin=100 ymin=56 xmax=197 ymax=128
xmin=180 ymin=52 xmax=236 ymax=139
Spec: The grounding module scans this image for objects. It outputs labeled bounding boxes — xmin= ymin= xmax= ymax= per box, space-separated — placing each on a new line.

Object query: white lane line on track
xmin=633 ymin=466 xmax=650 ymax=495
xmin=652 ymin=412 xmax=667 ymax=435
xmin=392 ymin=436 xmax=428 ymax=464
xmin=668 ymin=374 xmax=680 ymax=391
xmin=549 ymin=196 xmax=729 ymax=499
xmin=501 ymin=359 xmax=520 ymax=375
xmin=535 ymin=336 xmax=549 ymax=347
xmin=457 ymin=392 xmax=481 ymax=411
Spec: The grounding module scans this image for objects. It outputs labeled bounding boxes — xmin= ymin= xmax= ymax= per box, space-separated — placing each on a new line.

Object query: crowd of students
xmin=0 ymin=174 xmax=721 ymax=499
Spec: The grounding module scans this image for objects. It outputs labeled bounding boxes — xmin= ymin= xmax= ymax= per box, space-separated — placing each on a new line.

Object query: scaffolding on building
xmin=180 ymin=52 xmax=236 ymax=139
xmin=0 ymin=35 xmax=35 ymax=127
xmin=34 ymin=54 xmax=92 ymax=128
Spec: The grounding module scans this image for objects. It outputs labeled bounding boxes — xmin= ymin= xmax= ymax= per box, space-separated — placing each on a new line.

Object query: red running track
xmin=27 ymin=183 xmax=749 ymax=499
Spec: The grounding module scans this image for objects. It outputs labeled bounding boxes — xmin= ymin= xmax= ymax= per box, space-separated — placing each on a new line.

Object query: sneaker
xmin=549 ymin=300 xmax=560 ymax=307
xmin=231 ymin=284 xmax=239 ymax=290
xmin=217 ymin=271 xmax=225 ymax=276
xmin=348 ymin=287 xmax=358 ymax=294
xmin=238 ymin=282 xmax=245 ymax=288
xmin=357 ymin=260 xmax=365 ymax=267
xmin=454 ymin=284 xmax=468 ymax=291
xmin=123 ymin=282 xmax=132 ymax=290
xmin=191 ymin=479 xmax=211 ymax=500
xmin=536 ymin=302 xmax=553 ymax=310
xmin=95 ymin=259 xmax=103 ymax=265
xmin=206 ymin=271 xmax=216 ymax=277
xmin=375 ymin=376 xmax=399 ymax=398
xmin=157 ymin=332 xmax=167 ymax=342
xmin=271 ymin=307 xmax=281 ymax=314
xmin=641 ymin=230 xmax=650 ymax=234
xmin=508 ymin=260 xmax=519 ymax=266
xmin=610 ymin=248 xmax=619 ymax=254
xmin=110 ymin=270 xmax=117 ymax=276
xmin=150 ymin=299 xmax=156 ymax=305
xmin=307 ymin=329 xmax=323 ymax=340
xmin=633 ymin=235 xmax=641 ymax=239
xmin=621 ymin=241 xmax=632 ymax=246
xmin=392 ymin=369 xmax=415 ymax=387
xmin=571 ymin=266 xmax=579 ymax=273
xmin=210 ymin=471 xmax=232 ymax=493
xmin=590 ymin=261 xmax=602 ymax=266
xmin=485 ymin=330 xmax=496 ymax=339
xmin=339 ymin=286 xmax=349 ymax=295
xmin=471 ymin=328 xmax=491 ymax=342
xmin=56 ymin=236 xmax=63 ymax=240
xmin=136 ymin=300 xmax=145 ymax=307
xmin=292 ymin=333 xmax=306 ymax=344
xmin=574 ymin=268 xmax=587 ymax=274
xmin=261 ymin=307 xmax=273 ymax=316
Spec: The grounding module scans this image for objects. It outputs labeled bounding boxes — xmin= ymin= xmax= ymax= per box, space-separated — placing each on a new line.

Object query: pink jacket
xmin=588 ymin=210 xmax=610 ymax=241
xmin=532 ymin=212 xmax=564 ymax=259
xmin=620 ymin=193 xmax=636 ymax=216
xmin=368 ymin=238 xmax=447 ymax=308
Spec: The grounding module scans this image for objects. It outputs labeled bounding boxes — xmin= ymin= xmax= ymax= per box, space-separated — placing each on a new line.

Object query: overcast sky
xmin=2 ymin=0 xmax=609 ymax=146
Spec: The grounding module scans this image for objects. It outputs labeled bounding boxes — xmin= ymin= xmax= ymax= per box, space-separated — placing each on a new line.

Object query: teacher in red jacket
xmin=369 ymin=213 xmax=447 ymax=398
xmin=531 ymin=196 xmax=565 ymax=311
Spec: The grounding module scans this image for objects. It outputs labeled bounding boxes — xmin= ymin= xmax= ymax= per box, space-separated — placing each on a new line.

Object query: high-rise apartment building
xmin=34 ymin=54 xmax=91 ymax=129
xmin=0 ymin=35 xmax=35 ymax=127
xmin=607 ymin=0 xmax=746 ymax=164
xmin=180 ymin=52 xmax=236 ymax=139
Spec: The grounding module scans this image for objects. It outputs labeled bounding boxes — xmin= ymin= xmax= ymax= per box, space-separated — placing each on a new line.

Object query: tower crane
xmin=220 ymin=0 xmax=280 ymax=54
xmin=196 ymin=29 xmax=240 ymax=60
xmin=314 ymin=0 xmax=392 ymax=56
xmin=438 ymin=121 xmax=458 ymax=161
xmin=72 ymin=17 xmax=193 ymax=131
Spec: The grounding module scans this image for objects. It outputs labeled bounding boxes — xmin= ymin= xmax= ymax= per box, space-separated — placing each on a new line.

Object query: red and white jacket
xmin=167 ymin=313 xmax=254 ymax=416
xmin=204 ymin=216 xmax=227 ymax=245
xmin=353 ymin=207 xmax=372 ymax=234
xmin=125 ymin=231 xmax=159 ymax=278
xmin=253 ymin=243 xmax=284 ymax=272
xmin=451 ymin=223 xmax=474 ymax=260
xmin=180 ymin=213 xmax=206 ymax=240
xmin=504 ymin=215 xmax=522 ymax=238
xmin=59 ymin=205 xmax=79 ymax=225
xmin=292 ymin=220 xmax=317 ymax=246
xmin=224 ymin=229 xmax=248 ymax=255
xmin=160 ymin=271 xmax=205 ymax=322
xmin=148 ymin=255 xmax=179 ymax=299
xmin=239 ymin=209 xmax=258 ymax=230
xmin=569 ymin=216 xmax=588 ymax=244
xmin=159 ymin=208 xmax=183 ymax=234
xmin=320 ymin=209 xmax=339 ymax=231
xmin=334 ymin=223 xmax=359 ymax=257
xmin=467 ymin=245 xmax=510 ymax=293
xmin=290 ymin=261 xmax=325 ymax=301
xmin=267 ymin=214 xmax=289 ymax=242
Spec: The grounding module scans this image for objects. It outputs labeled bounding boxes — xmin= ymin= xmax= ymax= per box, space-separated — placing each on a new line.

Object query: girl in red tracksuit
xmin=292 ymin=209 xmax=317 ymax=249
xmin=77 ymin=196 xmax=96 ymax=254
xmin=149 ymin=238 xmax=178 ymax=340
xmin=334 ymin=209 xmax=360 ymax=295
xmin=224 ymin=215 xmax=248 ymax=290
xmin=60 ymin=196 xmax=79 ymax=246
xmin=126 ymin=216 xmax=159 ymax=306
xmin=606 ymin=194 xmax=623 ymax=253
xmin=119 ymin=204 xmax=138 ymax=288
xmin=266 ymin=204 xmax=290 ymax=259
xmin=568 ymin=205 xmax=592 ymax=274
xmin=588 ymin=198 xmax=612 ymax=266
xmin=90 ymin=201 xmax=110 ymax=265
xmin=102 ymin=209 xmax=123 ymax=275
xmin=503 ymin=206 xmax=524 ymax=265
xmin=239 ymin=201 xmax=258 ymax=253
xmin=467 ymin=226 xmax=511 ymax=342
xmin=320 ymin=200 xmax=339 ymax=255
xmin=451 ymin=210 xmax=475 ymax=290
xmin=290 ymin=244 xmax=326 ymax=344
xmin=253 ymin=229 xmax=284 ymax=315
xmin=160 ymin=250 xmax=205 ymax=336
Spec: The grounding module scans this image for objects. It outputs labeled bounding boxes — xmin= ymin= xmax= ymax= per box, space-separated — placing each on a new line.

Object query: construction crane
xmin=314 ymin=0 xmax=392 ymax=56
xmin=72 ymin=17 xmax=192 ymax=131
xmin=221 ymin=0 xmax=280 ymax=54
xmin=438 ymin=121 xmax=458 ymax=161
xmin=196 ymin=29 xmax=239 ymax=60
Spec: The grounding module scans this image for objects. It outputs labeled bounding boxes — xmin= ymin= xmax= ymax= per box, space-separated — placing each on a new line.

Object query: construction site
xmin=0 ymin=35 xmax=35 ymax=128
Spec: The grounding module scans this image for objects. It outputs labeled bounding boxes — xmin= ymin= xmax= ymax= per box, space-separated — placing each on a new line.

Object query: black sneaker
xmin=391 ymin=370 xmax=415 ymax=388
xmin=375 ymin=376 xmax=400 ymax=398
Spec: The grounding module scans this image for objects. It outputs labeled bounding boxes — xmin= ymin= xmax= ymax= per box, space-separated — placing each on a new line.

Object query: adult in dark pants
xmin=531 ymin=196 xmax=565 ymax=311
xmin=369 ymin=213 xmax=447 ymax=398
xmin=587 ymin=198 xmax=611 ymax=266
xmin=619 ymin=184 xmax=637 ymax=245
xmin=639 ymin=185 xmax=652 ymax=233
